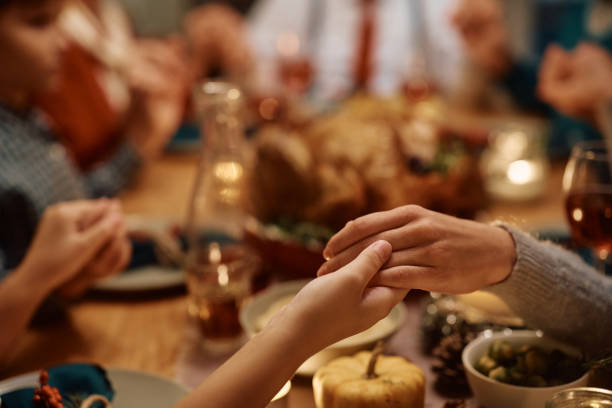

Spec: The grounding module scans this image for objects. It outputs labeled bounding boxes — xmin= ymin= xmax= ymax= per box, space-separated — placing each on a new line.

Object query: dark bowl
xmin=243 ymin=219 xmax=326 ymax=279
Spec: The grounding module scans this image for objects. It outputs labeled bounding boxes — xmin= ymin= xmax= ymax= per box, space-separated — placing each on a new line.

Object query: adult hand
xmin=452 ymin=0 xmax=511 ymax=77
xmin=538 ymin=42 xmax=612 ymax=122
xmin=318 ymin=205 xmax=516 ymax=295
xmin=272 ymin=241 xmax=407 ymax=354
xmin=124 ymin=38 xmax=190 ymax=159
xmin=18 ymin=200 xmax=123 ymax=293
xmin=184 ymin=4 xmax=253 ymax=79
xmin=57 ymin=201 xmax=131 ymax=298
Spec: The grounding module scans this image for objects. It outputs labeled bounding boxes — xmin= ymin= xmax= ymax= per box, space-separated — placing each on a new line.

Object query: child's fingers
xmin=384 ymin=248 xmax=433 ymax=269
xmin=339 ymin=240 xmax=392 ymax=288
xmin=360 ymin=286 xmax=409 ymax=319
xmin=368 ymin=265 xmax=435 ymax=290
xmin=318 ymin=238 xmax=373 ymax=276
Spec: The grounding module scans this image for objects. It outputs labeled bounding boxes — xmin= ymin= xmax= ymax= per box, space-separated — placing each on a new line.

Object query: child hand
xmin=270 ymin=241 xmax=408 ymax=354
xmin=318 ymin=205 xmax=515 ymax=294
xmin=18 ymin=200 xmax=123 ymax=293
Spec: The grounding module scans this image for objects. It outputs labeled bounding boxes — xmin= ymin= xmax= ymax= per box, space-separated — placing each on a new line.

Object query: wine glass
xmin=563 ymin=141 xmax=612 ymax=273
xmin=275 ymin=31 xmax=314 ymax=96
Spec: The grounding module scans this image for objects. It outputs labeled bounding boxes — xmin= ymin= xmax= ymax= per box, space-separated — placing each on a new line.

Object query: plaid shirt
xmin=0 ymin=105 xmax=141 ymax=278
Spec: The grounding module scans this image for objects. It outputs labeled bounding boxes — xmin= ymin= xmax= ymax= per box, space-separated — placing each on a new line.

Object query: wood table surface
xmin=1 ymin=151 xmax=569 ymax=407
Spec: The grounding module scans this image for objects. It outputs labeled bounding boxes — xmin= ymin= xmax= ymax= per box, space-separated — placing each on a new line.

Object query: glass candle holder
xmin=481 ymin=123 xmax=549 ymax=202
xmin=547 ymin=387 xmax=612 ymax=408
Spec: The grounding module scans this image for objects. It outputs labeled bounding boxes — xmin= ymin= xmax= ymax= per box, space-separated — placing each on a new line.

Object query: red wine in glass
xmin=563 ymin=141 xmax=612 ymax=270
xmin=565 ymin=190 xmax=612 ymax=257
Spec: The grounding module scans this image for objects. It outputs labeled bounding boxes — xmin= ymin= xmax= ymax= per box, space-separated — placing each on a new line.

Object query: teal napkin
xmin=1 ymin=363 xmax=114 ymax=408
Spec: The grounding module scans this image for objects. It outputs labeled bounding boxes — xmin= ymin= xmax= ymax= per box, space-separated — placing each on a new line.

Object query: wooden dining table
xmin=1 ymin=150 xmax=569 ymax=407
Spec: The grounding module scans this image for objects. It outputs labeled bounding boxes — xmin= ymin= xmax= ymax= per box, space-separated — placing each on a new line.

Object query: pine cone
xmin=431 ymin=332 xmax=476 ymax=397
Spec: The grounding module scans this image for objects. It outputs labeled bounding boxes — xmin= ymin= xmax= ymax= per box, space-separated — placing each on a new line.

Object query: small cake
xmin=313 ymin=350 xmax=425 ymax=408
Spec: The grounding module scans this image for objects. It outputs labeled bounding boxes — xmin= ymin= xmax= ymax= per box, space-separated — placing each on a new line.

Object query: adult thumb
xmin=340 ymin=240 xmax=392 ymax=289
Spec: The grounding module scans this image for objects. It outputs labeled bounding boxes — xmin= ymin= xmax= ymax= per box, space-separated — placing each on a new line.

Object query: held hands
xmin=452 ymin=0 xmax=511 ymax=77
xmin=538 ymin=43 xmax=612 ymax=122
xmin=269 ymin=241 xmax=407 ymax=354
xmin=318 ymin=205 xmax=516 ymax=295
xmin=18 ymin=199 xmax=130 ymax=298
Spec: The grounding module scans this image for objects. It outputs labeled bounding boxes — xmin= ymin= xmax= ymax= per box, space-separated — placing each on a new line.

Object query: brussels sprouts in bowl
xmin=462 ymin=330 xmax=589 ymax=408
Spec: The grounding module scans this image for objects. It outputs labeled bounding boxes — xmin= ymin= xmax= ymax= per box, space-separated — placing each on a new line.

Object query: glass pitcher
xmin=185 ymin=81 xmax=259 ymax=352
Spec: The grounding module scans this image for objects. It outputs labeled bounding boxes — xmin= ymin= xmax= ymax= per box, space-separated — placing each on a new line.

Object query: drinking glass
xmin=563 ymin=141 xmax=612 ymax=273
xmin=185 ymin=243 xmax=259 ymax=351
xmin=275 ymin=31 xmax=314 ymax=96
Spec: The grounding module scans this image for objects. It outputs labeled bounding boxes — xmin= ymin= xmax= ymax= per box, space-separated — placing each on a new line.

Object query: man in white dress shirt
xmin=248 ymin=0 xmax=466 ymax=100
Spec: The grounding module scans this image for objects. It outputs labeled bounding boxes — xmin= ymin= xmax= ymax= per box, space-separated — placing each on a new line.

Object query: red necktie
xmin=354 ymin=0 xmax=376 ymax=90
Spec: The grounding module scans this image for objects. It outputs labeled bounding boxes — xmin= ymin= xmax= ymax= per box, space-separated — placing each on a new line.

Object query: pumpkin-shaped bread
xmin=313 ymin=351 xmax=425 ymax=408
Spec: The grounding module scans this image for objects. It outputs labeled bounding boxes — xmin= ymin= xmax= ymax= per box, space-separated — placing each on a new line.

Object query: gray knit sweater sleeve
xmin=484 ymin=225 xmax=612 ymax=353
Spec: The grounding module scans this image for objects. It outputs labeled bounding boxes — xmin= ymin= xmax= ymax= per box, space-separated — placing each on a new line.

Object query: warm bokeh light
xmin=214 ymin=161 xmax=244 ymax=183
xmin=208 ymin=242 xmax=222 ymax=264
xmin=217 ymin=264 xmax=229 ymax=286
xmin=507 ymin=160 xmax=535 ymax=185
xmin=572 ymin=208 xmax=584 ymax=222
xmin=258 ymin=97 xmax=280 ymax=120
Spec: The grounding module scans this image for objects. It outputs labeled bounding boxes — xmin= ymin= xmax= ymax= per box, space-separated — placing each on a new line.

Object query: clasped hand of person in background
xmin=21 ymin=199 xmax=130 ymax=298
xmin=122 ymin=37 xmax=192 ymax=160
xmin=538 ymin=42 xmax=612 ymax=123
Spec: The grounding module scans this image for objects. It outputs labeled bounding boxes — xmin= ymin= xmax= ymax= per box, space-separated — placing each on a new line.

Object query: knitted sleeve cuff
xmin=484 ymin=224 xmax=563 ymax=304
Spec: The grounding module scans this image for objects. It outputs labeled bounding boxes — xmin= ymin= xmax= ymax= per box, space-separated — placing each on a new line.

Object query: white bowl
xmin=240 ymin=279 xmax=407 ymax=376
xmin=462 ymin=330 xmax=590 ymax=408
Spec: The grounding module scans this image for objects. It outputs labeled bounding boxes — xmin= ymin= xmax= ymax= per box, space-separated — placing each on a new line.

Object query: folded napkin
xmin=1 ymin=363 xmax=114 ymax=408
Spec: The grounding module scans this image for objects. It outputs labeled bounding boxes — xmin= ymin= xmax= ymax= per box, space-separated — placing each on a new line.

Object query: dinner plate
xmin=0 ymin=368 xmax=189 ymax=408
xmin=93 ymin=216 xmax=185 ymax=293
xmin=94 ymin=265 xmax=185 ymax=292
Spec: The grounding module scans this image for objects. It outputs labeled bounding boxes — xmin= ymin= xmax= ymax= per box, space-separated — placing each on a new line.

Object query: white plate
xmin=94 ymin=266 xmax=184 ymax=292
xmin=93 ymin=216 xmax=185 ymax=293
xmin=0 ymin=368 xmax=190 ymax=408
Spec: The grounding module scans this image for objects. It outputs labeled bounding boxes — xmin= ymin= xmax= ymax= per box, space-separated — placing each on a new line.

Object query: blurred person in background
xmin=0 ymin=0 xmax=132 ymax=363
xmin=35 ymin=0 xmax=191 ymax=169
xmin=184 ymin=3 xmax=253 ymax=81
xmin=207 ymin=0 xmax=466 ymax=100
xmin=0 ymin=0 xmax=184 ymax=266
xmin=453 ymin=0 xmax=612 ymax=156
xmin=0 ymin=200 xmax=129 ymax=364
